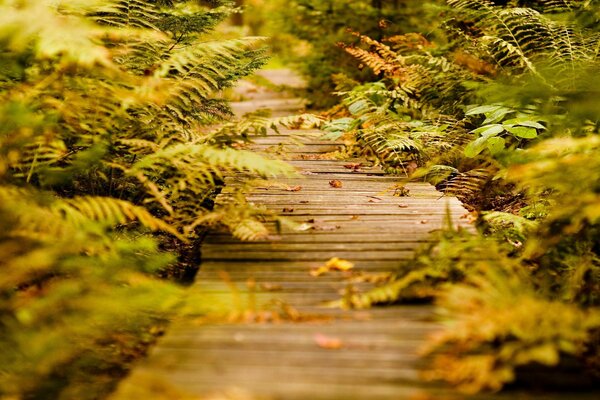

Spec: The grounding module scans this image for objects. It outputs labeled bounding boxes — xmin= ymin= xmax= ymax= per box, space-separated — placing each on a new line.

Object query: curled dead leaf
xmin=329 ymin=180 xmax=343 ymax=188
xmin=343 ymin=163 xmax=363 ymax=171
xmin=283 ymin=207 xmax=294 ymax=212
xmin=286 ymin=185 xmax=302 ymax=192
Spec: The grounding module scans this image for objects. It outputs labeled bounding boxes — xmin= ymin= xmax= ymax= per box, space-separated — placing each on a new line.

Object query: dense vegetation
xmin=2 ymin=0 xmax=600 ymax=398
xmin=0 ymin=0 xmax=292 ymax=398
xmin=251 ymin=0 xmax=600 ymax=393
xmin=245 ymin=0 xmax=434 ymax=107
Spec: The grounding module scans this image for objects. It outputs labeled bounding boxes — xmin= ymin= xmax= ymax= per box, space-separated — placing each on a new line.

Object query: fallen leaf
xmin=310 ymin=257 xmax=354 ymax=276
xmin=393 ymin=185 xmax=411 ymax=197
xmin=329 ymin=180 xmax=343 ymax=188
xmin=314 ymin=333 xmax=344 ymax=350
xmin=260 ymin=283 xmax=283 ymax=292
xmin=326 ymin=257 xmax=354 ymax=271
xmin=343 ymin=163 xmax=363 ymax=171
xmin=283 ymin=207 xmax=294 ymax=212
xmin=294 ymin=223 xmax=313 ymax=231
xmin=313 ymin=224 xmax=340 ymax=231
xmin=300 ymin=200 xmax=310 ymax=204
xmin=286 ymin=185 xmax=302 ymax=192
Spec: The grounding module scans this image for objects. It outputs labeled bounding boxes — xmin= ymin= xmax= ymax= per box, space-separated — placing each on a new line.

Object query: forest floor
xmin=112 ymin=70 xmax=597 ymax=400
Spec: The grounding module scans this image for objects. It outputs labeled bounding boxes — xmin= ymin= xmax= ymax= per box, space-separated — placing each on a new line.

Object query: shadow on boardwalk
xmin=112 ymin=70 xmax=596 ymax=400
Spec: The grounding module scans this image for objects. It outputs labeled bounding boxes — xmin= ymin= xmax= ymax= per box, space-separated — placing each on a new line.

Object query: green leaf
xmin=464 ymin=136 xmax=488 ymax=158
xmin=503 ymin=118 xmax=545 ymax=130
xmin=465 ymin=105 xmax=503 ymax=116
xmin=506 ymin=126 xmax=538 ymax=139
xmin=483 ymin=108 xmax=514 ymax=124
xmin=471 ymin=124 xmax=504 ymax=137
xmin=487 ymin=137 xmax=506 ymax=154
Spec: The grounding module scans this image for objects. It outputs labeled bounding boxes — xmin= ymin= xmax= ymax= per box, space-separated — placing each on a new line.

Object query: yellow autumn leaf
xmin=310 ymin=257 xmax=355 ymax=276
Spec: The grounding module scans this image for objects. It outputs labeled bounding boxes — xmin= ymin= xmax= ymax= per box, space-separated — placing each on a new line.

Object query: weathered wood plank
xmin=114 ymin=73 xmax=480 ymax=400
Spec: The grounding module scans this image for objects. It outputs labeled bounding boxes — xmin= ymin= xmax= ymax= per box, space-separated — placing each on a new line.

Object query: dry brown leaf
xmin=313 ymin=224 xmax=341 ymax=231
xmin=286 ymin=185 xmax=302 ymax=192
xmin=314 ymin=333 xmax=344 ymax=350
xmin=343 ymin=163 xmax=363 ymax=171
xmin=282 ymin=207 xmax=294 ymax=212
xmin=329 ymin=180 xmax=343 ymax=188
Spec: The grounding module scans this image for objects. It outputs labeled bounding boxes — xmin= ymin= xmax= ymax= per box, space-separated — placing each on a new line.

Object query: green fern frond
xmin=448 ymin=0 xmax=597 ymax=77
xmin=442 ymin=168 xmax=491 ymax=200
xmin=52 ymin=196 xmax=183 ymax=239
xmin=93 ymin=0 xmax=162 ymax=29
xmin=271 ymin=113 xmax=328 ymax=130
xmin=231 ymin=218 xmax=270 ymax=241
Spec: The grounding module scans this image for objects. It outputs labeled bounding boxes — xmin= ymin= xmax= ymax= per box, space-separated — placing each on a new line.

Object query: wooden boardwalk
xmin=113 ymin=71 xmax=593 ymax=400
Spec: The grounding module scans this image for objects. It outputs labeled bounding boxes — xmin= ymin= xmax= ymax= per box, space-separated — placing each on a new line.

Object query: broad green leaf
xmin=471 ymin=124 xmax=504 ymax=137
xmin=465 ymin=105 xmax=503 ymax=116
xmin=483 ymin=108 xmax=514 ymax=124
xmin=506 ymin=126 xmax=538 ymax=139
xmin=503 ymin=118 xmax=545 ymax=129
xmin=464 ymin=136 xmax=488 ymax=158
xmin=487 ymin=136 xmax=506 ymax=154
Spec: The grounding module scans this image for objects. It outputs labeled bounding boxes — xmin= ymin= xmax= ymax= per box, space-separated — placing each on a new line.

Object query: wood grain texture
xmin=114 ymin=73 xmax=578 ymax=400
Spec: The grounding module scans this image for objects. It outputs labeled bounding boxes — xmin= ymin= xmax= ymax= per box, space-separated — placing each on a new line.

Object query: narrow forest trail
xmin=114 ymin=70 xmax=569 ymax=400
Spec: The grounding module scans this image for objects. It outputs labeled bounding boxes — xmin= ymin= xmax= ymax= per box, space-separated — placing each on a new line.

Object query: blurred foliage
xmin=0 ymin=0 xmax=293 ymax=398
xmin=244 ymin=0 xmax=441 ymax=107
xmin=320 ymin=0 xmax=600 ymax=392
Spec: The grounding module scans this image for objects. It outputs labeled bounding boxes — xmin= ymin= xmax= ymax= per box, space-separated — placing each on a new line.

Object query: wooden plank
xmin=201 ymin=250 xmax=415 ymax=261
xmin=204 ymin=233 xmax=437 ymax=243
xmin=115 ymin=73 xmax=486 ymax=400
xmin=202 ymin=242 xmax=425 ymax=252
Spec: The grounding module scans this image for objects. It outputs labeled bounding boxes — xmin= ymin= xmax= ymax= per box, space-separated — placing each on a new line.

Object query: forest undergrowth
xmin=0 ymin=1 xmax=298 ymax=398
xmin=2 ymin=0 xmax=600 ymax=398
xmin=250 ymin=0 xmax=600 ymax=393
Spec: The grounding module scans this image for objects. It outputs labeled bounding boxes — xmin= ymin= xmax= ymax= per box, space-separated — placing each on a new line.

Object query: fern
xmin=448 ymin=0 xmax=598 ymax=78
xmin=0 ymin=0 xmax=282 ymax=397
xmin=53 ymin=196 xmax=184 ymax=239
